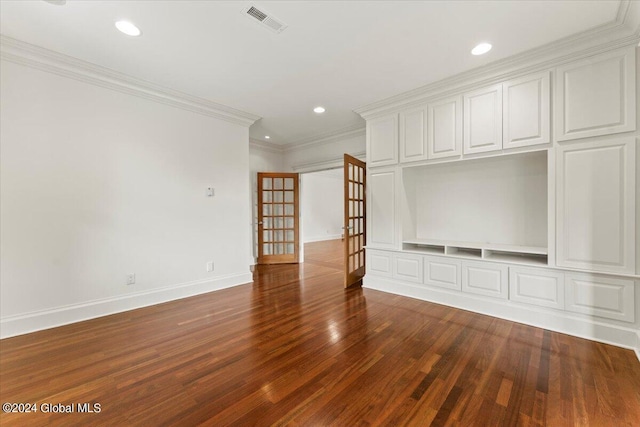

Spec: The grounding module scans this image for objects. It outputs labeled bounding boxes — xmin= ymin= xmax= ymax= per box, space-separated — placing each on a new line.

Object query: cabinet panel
xmin=428 ymin=96 xmax=462 ymax=159
xmin=393 ymin=253 xmax=423 ymax=283
xmin=462 ymin=260 xmax=508 ymax=299
xmin=503 ymin=72 xmax=550 ymax=149
xmin=367 ymin=250 xmax=392 ymax=278
xmin=368 ymin=170 xmax=395 ymax=248
xmin=424 ymin=256 xmax=461 ymax=290
xmin=556 ymin=138 xmax=636 ymax=274
xmin=555 ymin=47 xmax=636 ymax=141
xmin=367 ymin=114 xmax=398 ymax=167
xmin=509 ymin=266 xmax=564 ymax=309
xmin=463 ymin=84 xmax=503 ymax=154
xmin=399 ymin=106 xmax=427 ymax=163
xmin=564 ymin=273 xmax=635 ymax=322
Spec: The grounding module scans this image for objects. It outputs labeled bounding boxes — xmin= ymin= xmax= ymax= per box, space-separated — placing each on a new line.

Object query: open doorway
xmin=299 ymin=154 xmax=366 ymax=287
xmin=253 ymin=155 xmax=365 ymax=287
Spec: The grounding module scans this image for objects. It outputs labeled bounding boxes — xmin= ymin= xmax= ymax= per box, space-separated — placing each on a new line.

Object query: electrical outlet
xmin=206 ymin=261 xmax=214 ymax=272
xmin=126 ymin=273 xmax=136 ymax=285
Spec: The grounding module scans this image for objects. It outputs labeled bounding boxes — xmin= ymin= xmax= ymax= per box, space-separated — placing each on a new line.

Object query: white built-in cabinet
xmin=424 ymin=256 xmax=461 ymax=291
xmin=462 ymin=260 xmax=508 ymax=299
xmin=368 ymin=169 xmax=396 ymax=249
xmin=361 ymin=45 xmax=638 ymax=352
xmin=564 ymin=273 xmax=635 ymax=322
xmin=556 ymin=137 xmax=636 ymax=274
xmin=399 ymin=106 xmax=427 ymax=163
xmin=367 ymin=114 xmax=398 ymax=167
xmin=509 ymin=266 xmax=564 ymax=310
xmin=428 ymin=96 xmax=463 ymax=159
xmin=555 ymin=47 xmax=636 ymax=142
xmin=503 ymin=72 xmax=550 ymax=149
xmin=463 ymin=84 xmax=503 ymax=154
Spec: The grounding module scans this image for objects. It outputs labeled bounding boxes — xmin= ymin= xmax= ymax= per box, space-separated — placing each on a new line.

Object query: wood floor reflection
xmin=1 ymin=239 xmax=639 ymax=426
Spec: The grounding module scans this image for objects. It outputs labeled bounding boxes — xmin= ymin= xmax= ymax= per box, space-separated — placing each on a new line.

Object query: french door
xmin=344 ymin=154 xmax=366 ymax=287
xmin=257 ymin=172 xmax=300 ymax=264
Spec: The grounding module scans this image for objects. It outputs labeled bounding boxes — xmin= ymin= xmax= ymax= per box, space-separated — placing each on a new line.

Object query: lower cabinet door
xmin=393 ymin=253 xmax=424 ymax=283
xmin=509 ymin=266 xmax=564 ymax=309
xmin=367 ymin=250 xmax=393 ymax=278
xmin=424 ymin=256 xmax=461 ymax=291
xmin=564 ymin=273 xmax=635 ymax=323
xmin=462 ymin=260 xmax=508 ymax=299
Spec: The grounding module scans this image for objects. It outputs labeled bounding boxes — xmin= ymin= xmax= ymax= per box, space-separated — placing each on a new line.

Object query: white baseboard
xmin=0 ymin=272 xmax=253 ymax=339
xmin=364 ymin=276 xmax=640 ymax=362
xmin=304 ymin=234 xmax=342 ymax=243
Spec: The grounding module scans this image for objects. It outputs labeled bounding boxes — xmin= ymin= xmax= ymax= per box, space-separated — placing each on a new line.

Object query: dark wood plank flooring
xmin=1 ymin=239 xmax=639 ymax=426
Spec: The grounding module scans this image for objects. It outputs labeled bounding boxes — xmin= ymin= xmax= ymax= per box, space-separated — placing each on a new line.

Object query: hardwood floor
xmin=1 ymin=239 xmax=639 ymax=426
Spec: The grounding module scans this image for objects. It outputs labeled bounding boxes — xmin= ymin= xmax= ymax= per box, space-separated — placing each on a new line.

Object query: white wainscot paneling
xmin=424 ymin=256 xmax=461 ymax=290
xmin=428 ymin=95 xmax=462 ymax=159
xmin=509 ymin=266 xmax=564 ymax=310
xmin=555 ymin=47 xmax=636 ymax=141
xmin=463 ymin=84 xmax=503 ymax=154
xmin=503 ymin=71 xmax=550 ymax=149
xmin=367 ymin=114 xmax=398 ymax=167
xmin=367 ymin=250 xmax=392 ymax=278
xmin=393 ymin=253 xmax=423 ymax=283
xmin=564 ymin=273 xmax=635 ymax=323
xmin=556 ymin=138 xmax=636 ymax=274
xmin=462 ymin=260 xmax=508 ymax=299
xmin=399 ymin=105 xmax=427 ymax=163
xmin=368 ymin=170 xmax=396 ymax=248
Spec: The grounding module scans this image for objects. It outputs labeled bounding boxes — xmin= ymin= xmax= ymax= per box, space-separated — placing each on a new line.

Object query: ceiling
xmin=0 ymin=1 xmax=626 ymax=146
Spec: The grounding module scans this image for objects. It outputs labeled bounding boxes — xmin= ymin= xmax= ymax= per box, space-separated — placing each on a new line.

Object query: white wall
xmin=301 ymin=169 xmax=343 ymax=242
xmin=283 ymin=128 xmax=365 ymax=172
xmin=0 ymin=59 xmax=253 ymax=337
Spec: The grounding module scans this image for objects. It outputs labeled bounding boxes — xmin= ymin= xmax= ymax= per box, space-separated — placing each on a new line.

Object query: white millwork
xmin=359 ymin=43 xmax=640 ymax=360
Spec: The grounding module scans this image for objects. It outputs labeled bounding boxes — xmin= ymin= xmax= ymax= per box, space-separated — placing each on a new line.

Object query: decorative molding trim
xmin=355 ymin=8 xmax=640 ymax=119
xmin=0 ymin=35 xmax=261 ymax=127
xmin=283 ymin=124 xmax=366 ymax=153
xmin=249 ymin=138 xmax=285 ymax=154
xmin=292 ymin=150 xmax=365 ymax=173
xmin=364 ymin=276 xmax=640 ymax=361
xmin=0 ymin=272 xmax=253 ymax=339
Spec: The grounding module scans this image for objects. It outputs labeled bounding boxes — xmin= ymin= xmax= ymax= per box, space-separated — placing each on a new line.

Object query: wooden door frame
xmin=344 ymin=154 xmax=366 ymax=288
xmin=257 ymin=172 xmax=300 ymax=265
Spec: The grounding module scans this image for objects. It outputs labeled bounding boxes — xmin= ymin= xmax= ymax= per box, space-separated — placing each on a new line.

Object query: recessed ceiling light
xmin=313 ymin=106 xmax=326 ymax=114
xmin=115 ymin=20 xmax=142 ymax=37
xmin=43 ymin=0 xmax=66 ymax=5
xmin=264 ymin=136 xmax=271 ymax=139
xmin=471 ymin=42 xmax=492 ymax=56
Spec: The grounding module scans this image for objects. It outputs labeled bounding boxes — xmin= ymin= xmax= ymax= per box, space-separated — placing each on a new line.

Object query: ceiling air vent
xmin=242 ymin=5 xmax=288 ymax=34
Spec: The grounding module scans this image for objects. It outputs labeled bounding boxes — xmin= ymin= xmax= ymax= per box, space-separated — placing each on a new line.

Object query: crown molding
xmin=355 ymin=2 xmax=640 ymax=119
xmin=283 ymin=124 xmax=365 ymax=153
xmin=249 ymin=138 xmax=285 ymax=154
xmin=0 ymin=35 xmax=261 ymax=127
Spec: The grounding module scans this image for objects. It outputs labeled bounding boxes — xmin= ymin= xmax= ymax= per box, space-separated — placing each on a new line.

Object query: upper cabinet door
xmin=556 ymin=137 xmax=636 ymax=274
xmin=367 ymin=114 xmax=398 ymax=167
xmin=555 ymin=47 xmax=636 ymax=142
xmin=428 ymin=95 xmax=462 ymax=159
xmin=399 ymin=106 xmax=427 ymax=163
xmin=368 ymin=169 xmax=396 ymax=249
xmin=463 ymin=84 xmax=503 ymax=154
xmin=503 ymin=71 xmax=550 ymax=149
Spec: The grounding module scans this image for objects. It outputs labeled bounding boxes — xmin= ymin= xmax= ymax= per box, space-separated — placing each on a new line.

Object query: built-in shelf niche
xmin=402 ymin=238 xmax=548 ymax=266
xmin=402 ymin=150 xmax=548 ymax=266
